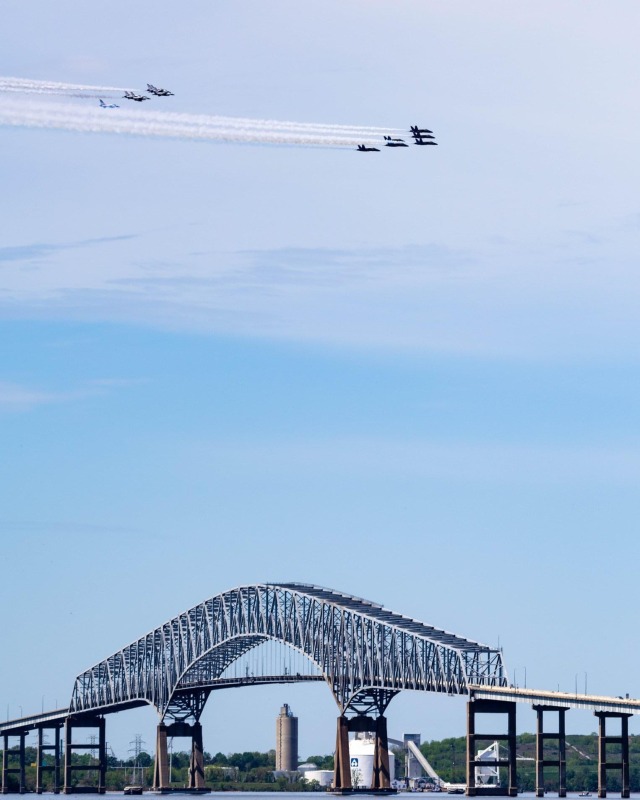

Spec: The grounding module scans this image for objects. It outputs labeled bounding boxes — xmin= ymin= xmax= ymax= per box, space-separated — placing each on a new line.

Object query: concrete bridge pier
xmin=533 ymin=705 xmax=567 ymax=798
xmin=36 ymin=724 xmax=62 ymax=794
xmin=372 ymin=715 xmax=391 ymax=790
xmin=595 ymin=712 xmax=631 ymax=799
xmin=188 ymin=723 xmax=205 ymax=790
xmin=466 ymin=699 xmax=517 ymax=797
xmin=63 ymin=716 xmax=106 ymax=794
xmin=333 ymin=716 xmax=352 ymax=790
xmin=332 ymin=713 xmax=391 ymax=791
xmin=153 ymin=721 xmax=206 ymax=791
xmin=153 ymin=724 xmax=170 ymax=790
xmin=1 ymin=732 xmax=27 ymax=794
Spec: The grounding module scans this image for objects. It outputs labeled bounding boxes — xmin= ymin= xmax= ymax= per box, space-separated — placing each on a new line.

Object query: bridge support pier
xmin=595 ymin=712 xmax=631 ymax=799
xmin=63 ymin=716 xmax=106 ymax=794
xmin=533 ymin=705 xmax=567 ymax=798
xmin=372 ymin=716 xmax=391 ymax=790
xmin=188 ymin=722 xmax=205 ymax=790
xmin=36 ymin=724 xmax=62 ymax=794
xmin=153 ymin=724 xmax=170 ymax=791
xmin=466 ymin=699 xmax=516 ymax=797
xmin=332 ymin=714 xmax=391 ymax=791
xmin=153 ymin=721 xmax=206 ymax=792
xmin=333 ymin=716 xmax=352 ymax=790
xmin=2 ymin=732 xmax=27 ymax=794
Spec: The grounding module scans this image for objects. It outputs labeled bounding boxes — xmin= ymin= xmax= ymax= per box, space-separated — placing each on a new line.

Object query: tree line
xmin=416 ymin=734 xmax=640 ymax=793
xmin=0 ymin=747 xmax=333 ymax=792
xmin=6 ymin=733 xmax=640 ymax=793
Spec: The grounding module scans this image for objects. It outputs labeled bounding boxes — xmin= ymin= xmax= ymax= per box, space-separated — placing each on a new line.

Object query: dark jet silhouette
xmin=123 ymin=91 xmax=149 ymax=102
xmin=147 ymin=84 xmax=174 ymax=97
xmin=357 ymin=144 xmax=380 ymax=152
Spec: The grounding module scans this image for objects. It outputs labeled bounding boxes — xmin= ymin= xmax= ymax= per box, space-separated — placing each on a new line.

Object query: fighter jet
xmin=123 ymin=91 xmax=149 ymax=102
xmin=412 ymin=138 xmax=438 ymax=146
xmin=147 ymin=84 xmax=174 ymax=97
xmin=384 ymin=139 xmax=408 ymax=148
xmin=357 ymin=144 xmax=380 ymax=152
xmin=384 ymin=136 xmax=408 ymax=147
xmin=99 ymin=99 xmax=119 ymax=109
xmin=410 ymin=125 xmax=434 ymax=135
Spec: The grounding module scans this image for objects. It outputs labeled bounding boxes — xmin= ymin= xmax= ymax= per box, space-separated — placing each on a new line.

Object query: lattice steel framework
xmin=69 ymin=583 xmax=506 ymax=719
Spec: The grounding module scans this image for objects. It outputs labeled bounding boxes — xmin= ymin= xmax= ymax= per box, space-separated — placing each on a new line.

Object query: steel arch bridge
xmin=70 ymin=581 xmax=506 ymax=721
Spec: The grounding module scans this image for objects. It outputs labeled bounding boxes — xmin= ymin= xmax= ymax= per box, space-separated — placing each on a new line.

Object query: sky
xmin=2 ymin=0 xmax=640 ymax=762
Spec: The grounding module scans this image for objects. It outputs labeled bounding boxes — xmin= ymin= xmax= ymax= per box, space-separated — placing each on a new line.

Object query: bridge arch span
xmin=69 ymin=582 xmax=505 ymax=720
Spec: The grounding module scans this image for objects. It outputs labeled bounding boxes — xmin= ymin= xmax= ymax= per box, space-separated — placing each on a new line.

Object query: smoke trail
xmin=0 ymin=76 xmax=127 ymax=95
xmin=0 ymin=76 xmax=407 ymax=137
xmin=0 ymin=98 xmax=387 ymax=148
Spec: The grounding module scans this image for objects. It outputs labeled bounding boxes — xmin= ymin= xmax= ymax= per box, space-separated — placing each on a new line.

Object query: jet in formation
xmin=357 ymin=125 xmax=437 ymax=151
xmin=123 ymin=91 xmax=149 ymax=102
xmin=147 ymin=84 xmax=174 ymax=97
xmin=99 ymin=99 xmax=119 ymax=109
xmin=384 ymin=136 xmax=408 ymax=148
xmin=410 ymin=125 xmax=437 ymax=145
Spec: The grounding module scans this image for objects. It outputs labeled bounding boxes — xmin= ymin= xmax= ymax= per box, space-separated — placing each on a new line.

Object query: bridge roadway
xmin=3 ymin=683 xmax=639 ymax=738
xmin=468 ymin=684 xmax=640 ymax=715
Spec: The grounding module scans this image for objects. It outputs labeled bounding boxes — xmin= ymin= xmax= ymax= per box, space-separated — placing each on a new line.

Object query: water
xmin=26 ymin=794 xmax=635 ymax=799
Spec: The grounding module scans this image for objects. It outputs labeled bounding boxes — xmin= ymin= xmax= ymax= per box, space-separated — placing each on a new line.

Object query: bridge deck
xmin=468 ymin=684 xmax=640 ymax=715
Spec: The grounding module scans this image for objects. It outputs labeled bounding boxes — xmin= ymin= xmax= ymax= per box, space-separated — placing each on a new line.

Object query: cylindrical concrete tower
xmin=276 ymin=703 xmax=298 ymax=771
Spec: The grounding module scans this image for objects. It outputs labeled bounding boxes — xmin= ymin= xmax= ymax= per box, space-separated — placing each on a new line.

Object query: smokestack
xmin=276 ymin=703 xmax=298 ymax=771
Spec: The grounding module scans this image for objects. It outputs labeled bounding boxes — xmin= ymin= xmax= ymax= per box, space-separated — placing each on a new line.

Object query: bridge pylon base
xmin=595 ymin=711 xmax=631 ymax=799
xmin=2 ymin=732 xmax=26 ymax=794
xmin=533 ymin=705 xmax=567 ymax=798
xmin=63 ymin=716 xmax=106 ymax=795
xmin=36 ymin=723 xmax=62 ymax=794
xmin=333 ymin=716 xmax=352 ymax=791
xmin=153 ymin=721 xmax=206 ymax=792
xmin=332 ymin=714 xmax=393 ymax=792
xmin=466 ymin=699 xmax=517 ymax=797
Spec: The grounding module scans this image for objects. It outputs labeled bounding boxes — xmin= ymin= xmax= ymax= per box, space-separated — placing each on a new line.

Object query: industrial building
xmin=349 ymin=733 xmax=396 ymax=789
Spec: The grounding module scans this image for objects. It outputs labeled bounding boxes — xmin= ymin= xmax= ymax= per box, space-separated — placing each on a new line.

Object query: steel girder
xmin=69 ymin=583 xmax=506 ymax=718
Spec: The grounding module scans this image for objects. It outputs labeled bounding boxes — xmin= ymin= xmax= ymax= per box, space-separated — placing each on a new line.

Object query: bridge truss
xmin=69 ymin=582 xmax=505 ymax=721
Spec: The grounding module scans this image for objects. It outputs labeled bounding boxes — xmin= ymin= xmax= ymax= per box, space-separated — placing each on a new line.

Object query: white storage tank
xmin=348 ymin=734 xmax=395 ymax=789
xmin=302 ymin=769 xmax=334 ymax=787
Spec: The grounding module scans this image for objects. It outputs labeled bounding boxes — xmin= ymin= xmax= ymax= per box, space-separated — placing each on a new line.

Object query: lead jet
xmin=99 ymin=99 xmax=119 ymax=108
xmin=147 ymin=84 xmax=174 ymax=96
xmin=123 ymin=91 xmax=149 ymax=102
xmin=357 ymin=144 xmax=380 ymax=152
xmin=410 ymin=125 xmax=434 ymax=135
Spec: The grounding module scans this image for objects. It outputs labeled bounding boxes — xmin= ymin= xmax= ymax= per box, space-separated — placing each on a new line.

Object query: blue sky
xmin=2 ymin=0 xmax=640 ymax=761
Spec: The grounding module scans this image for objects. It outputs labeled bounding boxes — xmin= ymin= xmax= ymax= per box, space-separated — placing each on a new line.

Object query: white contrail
xmin=0 ymin=98 xmax=389 ymax=148
xmin=0 ymin=76 xmax=409 ymax=137
xmin=0 ymin=76 xmax=127 ymax=95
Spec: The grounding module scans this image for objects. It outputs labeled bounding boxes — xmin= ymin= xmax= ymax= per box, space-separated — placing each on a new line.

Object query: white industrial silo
xmin=348 ymin=734 xmax=395 ymax=789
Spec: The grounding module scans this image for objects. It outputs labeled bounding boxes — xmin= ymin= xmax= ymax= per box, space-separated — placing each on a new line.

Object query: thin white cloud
xmin=0 ymin=379 xmax=140 ymax=412
xmin=184 ymin=436 xmax=640 ymax=488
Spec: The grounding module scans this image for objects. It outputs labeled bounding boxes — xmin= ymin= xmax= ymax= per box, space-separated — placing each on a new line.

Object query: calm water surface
xmin=31 ymin=794 xmax=634 ymax=799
